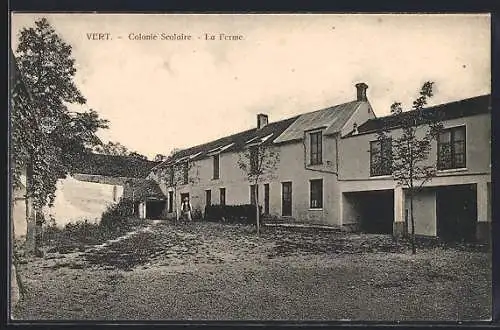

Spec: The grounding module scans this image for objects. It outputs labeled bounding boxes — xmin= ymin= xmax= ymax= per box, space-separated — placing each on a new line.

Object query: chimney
xmin=257 ymin=113 xmax=268 ymax=129
xmin=355 ymin=82 xmax=368 ymax=101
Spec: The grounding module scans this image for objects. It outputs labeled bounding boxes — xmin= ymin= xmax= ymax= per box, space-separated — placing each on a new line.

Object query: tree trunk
xmin=24 ymin=161 xmax=37 ymax=255
xmin=256 ymin=192 xmax=260 ymax=236
xmin=409 ymin=189 xmax=416 ymax=254
xmin=174 ymin=186 xmax=178 ymax=224
xmin=11 ymin=209 xmax=20 ymax=310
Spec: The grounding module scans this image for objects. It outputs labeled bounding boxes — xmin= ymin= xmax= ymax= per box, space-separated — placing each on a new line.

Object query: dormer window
xmin=310 ymin=131 xmax=322 ymax=165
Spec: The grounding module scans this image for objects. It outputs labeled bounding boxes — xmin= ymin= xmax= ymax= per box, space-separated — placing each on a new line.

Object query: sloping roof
xmin=154 ymin=115 xmax=299 ymax=169
xmin=124 ymin=179 xmax=165 ymax=200
xmin=350 ymin=95 xmax=491 ymax=136
xmin=274 ymin=100 xmax=364 ymax=143
xmin=71 ymin=153 xmax=160 ymax=178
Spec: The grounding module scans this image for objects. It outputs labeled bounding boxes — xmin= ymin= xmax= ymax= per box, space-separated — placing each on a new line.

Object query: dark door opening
xmin=146 ymin=200 xmax=166 ymax=219
xmin=282 ymin=182 xmax=292 ymax=216
xmin=436 ymin=184 xmax=477 ymax=242
xmin=355 ymin=190 xmax=394 ymax=234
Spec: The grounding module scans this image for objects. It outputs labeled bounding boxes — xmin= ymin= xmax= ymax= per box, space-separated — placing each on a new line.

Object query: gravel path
xmin=12 ymin=221 xmax=491 ymax=321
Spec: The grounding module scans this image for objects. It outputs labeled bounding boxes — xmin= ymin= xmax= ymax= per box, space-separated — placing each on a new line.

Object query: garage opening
xmin=146 ymin=199 xmax=166 ymax=219
xmin=436 ymin=184 xmax=477 ymax=242
xmin=345 ymin=190 xmax=394 ymax=234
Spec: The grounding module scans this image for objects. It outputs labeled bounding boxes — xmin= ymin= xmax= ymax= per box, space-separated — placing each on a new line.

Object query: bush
xmin=192 ymin=207 xmax=203 ymax=221
xmin=204 ymin=204 xmax=262 ymax=224
xmin=100 ymin=198 xmax=135 ymax=229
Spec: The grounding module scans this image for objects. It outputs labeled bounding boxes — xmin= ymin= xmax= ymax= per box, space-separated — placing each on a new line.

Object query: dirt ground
xmin=12 ymin=221 xmax=491 ymax=321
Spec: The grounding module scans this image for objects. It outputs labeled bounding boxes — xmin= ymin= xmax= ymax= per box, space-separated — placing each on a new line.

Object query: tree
xmin=238 ymin=144 xmax=280 ymax=235
xmin=375 ymin=81 xmax=443 ymax=254
xmin=12 ymin=18 xmax=109 ymax=254
xmin=154 ymin=154 xmax=167 ymax=162
xmin=94 ymin=141 xmax=147 ymax=160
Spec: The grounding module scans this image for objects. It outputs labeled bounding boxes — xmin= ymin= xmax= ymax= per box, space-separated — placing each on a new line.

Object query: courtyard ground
xmin=12 ymin=221 xmax=491 ymax=321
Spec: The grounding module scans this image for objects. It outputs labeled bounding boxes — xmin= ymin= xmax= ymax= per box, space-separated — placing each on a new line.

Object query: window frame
xmin=437 ymin=125 xmax=467 ymax=170
xmin=310 ymin=131 xmax=323 ymax=165
xmin=370 ymin=138 xmax=392 ymax=177
xmin=250 ymin=184 xmax=258 ymax=205
xmin=309 ymin=179 xmax=323 ymax=209
xmin=213 ymin=154 xmax=220 ymax=179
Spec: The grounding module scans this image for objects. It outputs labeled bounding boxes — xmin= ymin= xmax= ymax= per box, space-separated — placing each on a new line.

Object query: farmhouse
xmin=147 ymin=83 xmax=491 ymax=242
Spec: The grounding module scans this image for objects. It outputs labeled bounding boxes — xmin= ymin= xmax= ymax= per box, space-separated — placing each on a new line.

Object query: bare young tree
xmin=375 ymin=81 xmax=443 ymax=254
xmin=238 ymin=144 xmax=280 ymax=235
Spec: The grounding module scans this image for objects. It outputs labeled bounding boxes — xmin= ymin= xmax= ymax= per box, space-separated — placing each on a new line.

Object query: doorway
xmin=282 ymin=182 xmax=292 ymax=216
xmin=436 ymin=184 xmax=477 ymax=242
xmin=145 ymin=200 xmax=166 ymax=219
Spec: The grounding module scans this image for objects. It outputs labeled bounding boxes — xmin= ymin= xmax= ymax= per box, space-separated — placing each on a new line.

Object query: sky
xmin=10 ymin=13 xmax=491 ymax=159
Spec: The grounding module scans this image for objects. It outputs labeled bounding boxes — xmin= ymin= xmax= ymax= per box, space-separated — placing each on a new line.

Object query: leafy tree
xmin=238 ymin=144 xmax=280 ymax=235
xmin=375 ymin=81 xmax=443 ymax=254
xmin=12 ymin=18 xmax=109 ymax=254
xmin=94 ymin=141 xmax=148 ymax=160
xmin=154 ymin=154 xmax=167 ymax=162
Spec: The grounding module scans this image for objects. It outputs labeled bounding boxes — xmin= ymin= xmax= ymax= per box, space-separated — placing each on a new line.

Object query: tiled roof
xmin=71 ymin=153 xmax=160 ymax=178
xmin=350 ymin=95 xmax=491 ymax=136
xmin=274 ymin=100 xmax=365 ymax=143
xmin=154 ymin=115 xmax=300 ymax=169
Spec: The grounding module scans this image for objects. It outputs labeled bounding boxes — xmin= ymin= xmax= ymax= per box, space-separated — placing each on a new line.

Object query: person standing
xmin=181 ymin=196 xmax=192 ymax=222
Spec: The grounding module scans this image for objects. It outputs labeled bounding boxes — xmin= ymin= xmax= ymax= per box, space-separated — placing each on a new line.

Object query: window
xmin=438 ymin=126 xmax=466 ymax=170
xmin=220 ymin=188 xmax=226 ymax=206
xmin=250 ymin=184 xmax=258 ymax=205
xmin=370 ymin=138 xmax=392 ymax=177
xmin=310 ymin=131 xmax=322 ymax=165
xmin=213 ymin=154 xmax=220 ymax=179
xmin=205 ymin=189 xmax=211 ymax=206
xmin=250 ymin=146 xmax=259 ymax=174
xmin=168 ymin=191 xmax=173 ymax=213
xmin=182 ymin=162 xmax=189 ymax=184
xmin=310 ymin=179 xmax=323 ymax=209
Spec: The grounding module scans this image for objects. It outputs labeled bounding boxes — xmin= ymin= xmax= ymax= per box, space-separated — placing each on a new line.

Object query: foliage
xmin=191 ymin=207 xmax=203 ymax=221
xmin=12 ymin=17 xmax=109 ymax=209
xmin=237 ymin=144 xmax=279 ymax=234
xmin=94 ymin=141 xmax=148 ymax=160
xmin=42 ymin=217 xmax=144 ymax=254
xmin=375 ymin=81 xmax=443 ymax=254
xmin=154 ymin=154 xmax=167 ymax=162
xmin=204 ymin=204 xmax=260 ymax=224
xmin=237 ymin=145 xmax=280 ymax=184
xmin=100 ymin=198 xmax=136 ymax=229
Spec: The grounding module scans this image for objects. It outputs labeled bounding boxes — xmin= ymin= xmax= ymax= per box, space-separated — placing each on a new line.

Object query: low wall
xmin=42 ymin=175 xmax=125 ymax=227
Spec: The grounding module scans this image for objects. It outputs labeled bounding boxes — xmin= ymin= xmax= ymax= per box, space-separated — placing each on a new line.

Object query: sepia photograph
xmin=9 ymin=13 xmax=491 ymax=322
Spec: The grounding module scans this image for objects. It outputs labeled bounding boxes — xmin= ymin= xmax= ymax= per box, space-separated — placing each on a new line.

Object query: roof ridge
xmin=169 ymin=114 xmax=301 ymax=155
xmin=368 ymin=94 xmax=491 ymax=122
xmin=296 ymin=99 xmax=362 ymax=117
